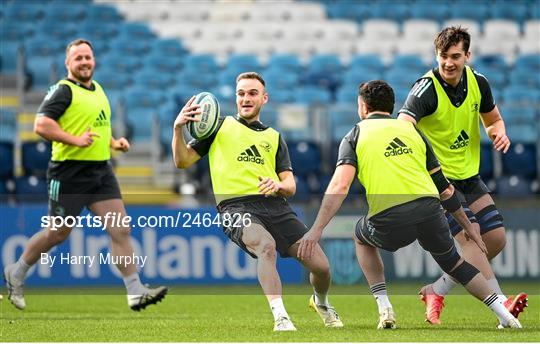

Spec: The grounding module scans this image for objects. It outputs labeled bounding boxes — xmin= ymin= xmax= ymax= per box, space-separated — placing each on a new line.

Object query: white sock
xmin=123 ymin=273 xmax=144 ymax=295
xmin=487 ymin=278 xmax=507 ymax=302
xmin=432 ymin=273 xmax=458 ymax=296
xmin=269 ymin=298 xmax=289 ymax=321
xmin=13 ymin=257 xmax=31 ymax=282
xmin=370 ymin=282 xmax=392 ymax=314
xmin=314 ymin=290 xmax=329 ymax=306
xmin=483 ymin=293 xmax=513 ymax=326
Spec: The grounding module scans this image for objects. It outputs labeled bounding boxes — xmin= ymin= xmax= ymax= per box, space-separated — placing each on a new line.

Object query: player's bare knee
xmin=256 ymin=241 xmax=277 ymax=260
xmin=484 ymin=229 xmax=506 ymax=259
xmin=308 ymin=252 xmax=331 ymax=276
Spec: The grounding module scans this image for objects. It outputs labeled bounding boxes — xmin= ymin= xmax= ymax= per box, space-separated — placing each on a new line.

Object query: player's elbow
xmin=440 ymin=183 xmax=454 ymax=201
xmin=173 ymin=157 xmax=189 ymax=169
xmin=34 ymin=119 xmax=47 ymax=137
xmin=328 ymin=179 xmax=350 ymax=195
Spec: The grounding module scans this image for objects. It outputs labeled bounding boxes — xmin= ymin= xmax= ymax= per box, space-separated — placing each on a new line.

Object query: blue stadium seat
xmin=226 ymin=54 xmax=261 ymax=71
xmin=369 ymin=2 xmax=410 ymax=23
xmin=294 ymin=86 xmax=332 ymax=104
xmin=509 ymin=69 xmax=540 ymax=88
xmin=480 ymin=142 xmax=494 ymax=180
xmin=5 ymin=3 xmax=45 ymax=22
xmin=184 ymin=54 xmax=220 ymax=73
xmin=144 ymin=54 xmax=184 ymax=74
xmin=292 ymin=175 xmax=311 ymax=203
xmin=112 ymin=37 xmax=150 ymax=57
xmin=150 ymin=39 xmax=188 ymax=58
xmin=117 ymin=22 xmax=156 ymax=41
xmin=308 ymin=53 xmax=343 ymax=74
xmin=344 ymin=68 xmax=383 ymax=85
xmin=79 ymin=23 xmax=119 ymax=41
xmin=157 ymin=101 xmax=179 ymax=127
xmin=93 ymin=71 xmax=133 ymax=91
xmin=514 ymin=54 xmax=540 ymax=73
xmin=502 ymin=87 xmax=540 ymax=107
xmin=502 ymin=123 xmax=538 ymax=178
xmin=44 ymin=3 xmax=86 ymax=22
xmin=177 ymin=69 xmax=218 ymax=90
xmin=0 ymin=108 xmax=17 ymax=143
xmin=393 ymin=87 xmax=410 ymax=110
xmin=264 ymin=71 xmax=299 ymax=90
xmin=450 ymin=4 xmax=490 ymax=23
xmin=302 ymin=71 xmax=340 ymax=93
xmin=1 ymin=22 xmax=36 ymax=42
xmin=496 ymin=175 xmax=534 ymax=197
xmin=266 ymin=54 xmax=302 ymax=72
xmin=349 ymin=54 xmax=386 ymax=73
xmin=259 ymin=104 xmax=278 ymax=128
xmin=480 ymin=69 xmax=507 ymax=90
xmin=331 ymin=102 xmax=359 ymax=142
xmin=0 ymin=178 xmax=15 ymax=198
xmin=22 ymin=140 xmax=52 ymax=177
xmin=0 ymin=41 xmax=21 ymax=74
xmin=501 ymin=142 xmax=538 ymax=179
xmin=288 ymin=141 xmax=322 ymax=177
xmin=86 ymin=5 xmax=123 ymax=23
xmin=124 ymin=89 xmax=165 ymax=110
xmin=218 ymin=68 xmax=241 ymax=87
xmin=385 ymin=68 xmax=418 ymax=91
xmin=326 ymin=2 xmax=370 ymax=22
xmin=100 ymin=55 xmax=142 ymax=74
xmin=134 ymin=71 xmax=176 ymax=90
xmin=0 ymin=142 xmax=14 ymax=178
xmin=491 ymin=2 xmax=529 ymax=22
xmin=172 ymin=84 xmax=205 ymax=105
xmin=25 ymin=38 xmax=64 ymax=58
xmin=15 ymin=175 xmax=48 ymax=201
xmin=336 ymin=85 xmax=359 ymax=103
xmin=391 ymin=54 xmax=426 ymax=73
xmin=474 ymin=55 xmax=508 ymax=71
xmin=409 ymin=3 xmax=450 ymax=23
xmin=211 ymin=83 xmax=236 ymax=106
xmin=26 ymin=56 xmax=59 ymax=89
xmin=38 ymin=22 xmax=79 ymax=42
xmin=124 ymin=88 xmax=166 ymax=142
xmin=126 ymin=109 xmax=155 ymax=141
xmin=266 ymin=88 xmax=295 ymax=104
xmin=499 ymin=105 xmax=536 ymax=124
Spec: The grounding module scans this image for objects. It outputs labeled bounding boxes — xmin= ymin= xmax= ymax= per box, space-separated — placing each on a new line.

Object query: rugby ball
xmin=188 ymin=92 xmax=220 ymax=140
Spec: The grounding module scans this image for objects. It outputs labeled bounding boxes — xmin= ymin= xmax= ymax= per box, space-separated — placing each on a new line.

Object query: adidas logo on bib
xmin=93 ymin=109 xmax=109 ymax=127
xmin=450 ymin=130 xmax=469 ymax=149
xmin=237 ymin=145 xmax=265 ymax=165
xmin=384 ymin=137 xmax=412 ymax=157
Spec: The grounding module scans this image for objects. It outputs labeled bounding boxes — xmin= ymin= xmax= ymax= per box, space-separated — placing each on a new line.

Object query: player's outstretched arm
xmin=172 ymin=96 xmax=202 ymax=169
xmin=430 ymin=166 xmax=487 ymax=254
xmin=297 ymin=164 xmax=355 ymax=260
xmin=34 ymin=115 xmax=99 ymax=147
xmin=480 ymin=106 xmax=510 ymax=153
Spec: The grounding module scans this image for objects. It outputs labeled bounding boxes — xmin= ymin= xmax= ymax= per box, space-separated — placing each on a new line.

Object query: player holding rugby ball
xmin=172 ymin=72 xmax=343 ymax=331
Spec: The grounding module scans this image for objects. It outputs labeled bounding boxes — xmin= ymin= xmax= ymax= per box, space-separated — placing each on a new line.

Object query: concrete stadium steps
xmin=17 ymin=112 xmax=40 ymax=141
xmin=119 ymin=184 xmax=178 ymax=205
xmin=0 ymin=95 xmax=19 ymax=108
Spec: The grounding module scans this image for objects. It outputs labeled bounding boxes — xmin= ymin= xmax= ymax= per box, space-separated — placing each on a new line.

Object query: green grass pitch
xmin=1 ymin=283 xmax=538 ymax=342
